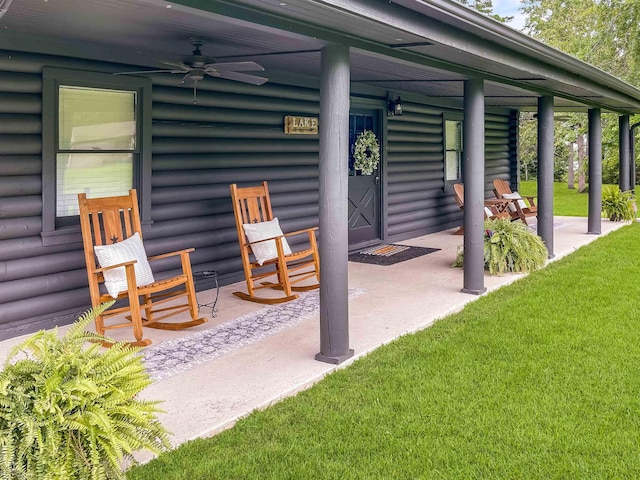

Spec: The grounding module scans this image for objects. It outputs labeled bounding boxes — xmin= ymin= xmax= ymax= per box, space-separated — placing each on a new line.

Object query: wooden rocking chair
xmin=78 ymin=189 xmax=207 ymax=347
xmin=492 ymin=178 xmax=538 ymax=225
xmin=230 ymin=181 xmax=320 ymax=304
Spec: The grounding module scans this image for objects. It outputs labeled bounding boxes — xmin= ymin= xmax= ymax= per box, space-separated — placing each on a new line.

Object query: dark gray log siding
xmin=386 ymin=102 xmax=516 ymax=242
xmin=0 ymin=49 xmax=518 ymax=339
xmin=149 ymin=81 xmax=321 ymax=287
xmin=0 ymin=50 xmax=325 ymax=338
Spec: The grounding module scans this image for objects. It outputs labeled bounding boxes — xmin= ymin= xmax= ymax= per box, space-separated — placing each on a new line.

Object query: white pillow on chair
xmin=243 ymin=217 xmax=292 ymax=265
xmin=94 ymin=232 xmax=155 ymax=298
xmin=503 ymin=192 xmax=528 ymax=212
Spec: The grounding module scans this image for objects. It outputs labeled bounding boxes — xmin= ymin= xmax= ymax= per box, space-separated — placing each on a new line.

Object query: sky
xmin=492 ymin=0 xmax=527 ymax=30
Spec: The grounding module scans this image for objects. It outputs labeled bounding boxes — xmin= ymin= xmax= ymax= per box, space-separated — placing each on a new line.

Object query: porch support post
xmin=631 ymin=122 xmax=640 ymax=193
xmin=537 ymin=95 xmax=554 ymax=257
xmin=619 ymin=115 xmax=631 ymax=191
xmin=461 ymin=78 xmax=486 ymax=295
xmin=631 ymin=128 xmax=637 ymax=193
xmin=316 ymin=44 xmax=354 ymax=365
xmin=588 ymin=108 xmax=602 ymax=234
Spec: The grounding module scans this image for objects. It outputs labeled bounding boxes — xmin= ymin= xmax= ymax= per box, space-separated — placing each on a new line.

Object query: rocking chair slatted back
xmin=81 ymin=192 xmax=140 ymax=250
xmin=235 ymin=186 xmax=273 ymax=226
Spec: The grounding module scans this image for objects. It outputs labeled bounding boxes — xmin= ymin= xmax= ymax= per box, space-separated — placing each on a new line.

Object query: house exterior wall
xmin=0 ymin=50 xmax=517 ymax=339
xmin=386 ymin=102 xmax=518 ymax=242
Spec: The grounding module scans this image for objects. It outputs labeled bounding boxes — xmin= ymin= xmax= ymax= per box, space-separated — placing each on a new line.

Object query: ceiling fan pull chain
xmin=193 ymin=85 xmax=197 ymax=104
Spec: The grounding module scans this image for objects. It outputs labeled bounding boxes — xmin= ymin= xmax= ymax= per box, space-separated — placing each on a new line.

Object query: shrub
xmin=453 ymin=218 xmax=548 ymax=275
xmin=601 ymin=187 xmax=636 ymax=221
xmin=483 ymin=218 xmax=548 ymax=275
xmin=0 ymin=302 xmax=170 ymax=480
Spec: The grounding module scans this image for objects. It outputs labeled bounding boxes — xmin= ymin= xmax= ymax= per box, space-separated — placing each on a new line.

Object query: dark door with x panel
xmin=348 ymin=110 xmax=381 ymax=247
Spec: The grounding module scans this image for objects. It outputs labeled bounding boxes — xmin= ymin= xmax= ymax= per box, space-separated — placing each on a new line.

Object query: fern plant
xmin=453 ymin=218 xmax=548 ymax=275
xmin=0 ymin=302 xmax=170 ymax=480
xmin=483 ymin=218 xmax=548 ymax=275
xmin=601 ymin=187 xmax=636 ymax=221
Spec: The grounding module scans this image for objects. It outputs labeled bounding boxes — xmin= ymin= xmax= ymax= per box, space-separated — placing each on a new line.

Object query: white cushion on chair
xmin=503 ymin=192 xmax=528 ymax=212
xmin=94 ymin=232 xmax=155 ymax=298
xmin=243 ymin=217 xmax=292 ymax=266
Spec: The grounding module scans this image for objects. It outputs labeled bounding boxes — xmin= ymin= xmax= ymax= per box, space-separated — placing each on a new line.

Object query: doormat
xmin=141 ymin=288 xmax=367 ymax=382
xmin=348 ymin=244 xmax=440 ymax=266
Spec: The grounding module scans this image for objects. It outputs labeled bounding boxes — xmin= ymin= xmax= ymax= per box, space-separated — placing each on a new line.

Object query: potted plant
xmin=0 ymin=302 xmax=170 ymax=479
xmin=453 ymin=218 xmax=548 ymax=275
xmin=601 ymin=186 xmax=636 ymax=221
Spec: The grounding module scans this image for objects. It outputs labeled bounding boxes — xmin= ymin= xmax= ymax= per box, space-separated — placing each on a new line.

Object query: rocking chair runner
xmin=78 ymin=189 xmax=207 ymax=347
xmin=230 ymin=182 xmax=320 ymax=304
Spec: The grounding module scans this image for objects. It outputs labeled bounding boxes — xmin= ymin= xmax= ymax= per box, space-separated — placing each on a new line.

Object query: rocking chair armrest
xmin=94 ymin=260 xmax=137 ymax=274
xmin=283 ymin=226 xmax=319 ymax=238
xmin=148 ymin=248 xmax=195 ymax=262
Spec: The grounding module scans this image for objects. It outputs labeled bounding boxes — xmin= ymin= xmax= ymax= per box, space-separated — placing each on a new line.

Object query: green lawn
xmin=519 ymin=181 xmax=591 ymax=217
xmin=519 ymin=181 xmax=631 ymax=217
xmin=129 ymin=223 xmax=640 ymax=479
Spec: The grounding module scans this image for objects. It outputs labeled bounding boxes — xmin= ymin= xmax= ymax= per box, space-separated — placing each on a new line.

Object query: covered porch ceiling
xmin=1 ymin=0 xmax=640 ymax=114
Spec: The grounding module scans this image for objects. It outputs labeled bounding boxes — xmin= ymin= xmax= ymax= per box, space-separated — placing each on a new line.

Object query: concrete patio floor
xmin=0 ymin=217 xmax=627 ymax=463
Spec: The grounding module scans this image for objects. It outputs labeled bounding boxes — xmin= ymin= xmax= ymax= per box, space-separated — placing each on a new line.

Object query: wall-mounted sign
xmin=284 ymin=115 xmax=319 ymax=135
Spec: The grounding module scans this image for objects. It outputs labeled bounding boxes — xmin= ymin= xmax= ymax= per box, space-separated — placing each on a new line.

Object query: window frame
xmin=443 ymin=114 xmax=464 ymax=185
xmin=41 ymin=68 xmax=152 ymax=246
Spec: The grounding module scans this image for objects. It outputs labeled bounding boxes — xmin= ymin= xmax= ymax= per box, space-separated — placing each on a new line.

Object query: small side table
xmin=192 ymin=270 xmax=219 ymax=317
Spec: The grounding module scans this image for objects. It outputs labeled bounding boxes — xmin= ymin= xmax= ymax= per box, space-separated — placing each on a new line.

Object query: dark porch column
xmin=461 ymin=78 xmax=486 ymax=295
xmin=619 ymin=115 xmax=631 ymax=191
xmin=316 ymin=44 xmax=354 ymax=365
xmin=588 ymin=108 xmax=602 ymax=234
xmin=631 ymin=122 xmax=640 ymax=193
xmin=537 ymin=95 xmax=554 ymax=257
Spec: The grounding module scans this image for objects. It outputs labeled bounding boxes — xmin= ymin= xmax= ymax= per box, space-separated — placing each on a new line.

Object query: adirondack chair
xmin=78 ymin=189 xmax=206 ymax=347
xmin=453 ymin=183 xmax=512 ymax=234
xmin=492 ymin=178 xmax=538 ymax=225
xmin=230 ymin=181 xmax=320 ymax=304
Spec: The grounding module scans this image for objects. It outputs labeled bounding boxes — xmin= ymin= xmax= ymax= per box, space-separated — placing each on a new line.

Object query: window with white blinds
xmin=41 ymin=68 xmax=151 ymax=246
xmin=56 ymin=86 xmax=136 ymax=217
xmin=445 ymin=119 xmax=463 ymax=181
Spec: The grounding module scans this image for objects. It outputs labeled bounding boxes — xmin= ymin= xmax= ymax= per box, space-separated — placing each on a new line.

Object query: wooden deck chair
xmin=492 ymin=178 xmax=537 ymax=225
xmin=230 ymin=181 xmax=320 ymax=304
xmin=453 ymin=183 xmax=512 ymax=234
xmin=78 ymin=189 xmax=206 ymax=347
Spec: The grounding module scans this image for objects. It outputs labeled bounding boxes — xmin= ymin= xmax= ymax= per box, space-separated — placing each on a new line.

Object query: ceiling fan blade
xmin=208 ymin=61 xmax=265 ymax=72
xmin=113 ymin=69 xmax=181 ymax=75
xmin=162 ymin=60 xmax=191 ymax=70
xmin=216 ymin=71 xmax=268 ymax=85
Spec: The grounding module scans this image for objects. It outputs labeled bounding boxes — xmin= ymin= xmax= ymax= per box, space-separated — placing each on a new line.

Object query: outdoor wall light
xmin=388 ymin=96 xmax=403 ymax=116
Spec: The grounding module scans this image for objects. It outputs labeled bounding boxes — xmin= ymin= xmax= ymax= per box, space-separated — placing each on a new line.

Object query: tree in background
xmin=457 ymin=0 xmax=514 ymax=23
xmin=520 ymin=0 xmax=640 ymax=186
xmin=519 ymin=113 xmax=537 ymax=181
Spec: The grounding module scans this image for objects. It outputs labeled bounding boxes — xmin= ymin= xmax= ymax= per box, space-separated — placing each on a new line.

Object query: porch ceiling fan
xmin=114 ymin=37 xmax=268 ymax=102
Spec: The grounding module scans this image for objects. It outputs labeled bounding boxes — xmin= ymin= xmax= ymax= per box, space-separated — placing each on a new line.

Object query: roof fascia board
xmin=395 ymin=0 xmax=640 ymax=99
xmin=316 ymin=0 xmax=640 ymax=110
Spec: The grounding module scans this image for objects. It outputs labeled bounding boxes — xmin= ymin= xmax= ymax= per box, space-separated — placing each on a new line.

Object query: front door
xmin=348 ymin=111 xmax=381 ymax=247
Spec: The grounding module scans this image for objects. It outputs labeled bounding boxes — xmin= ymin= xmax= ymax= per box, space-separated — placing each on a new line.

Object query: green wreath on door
xmin=353 ymin=130 xmax=380 ymax=175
